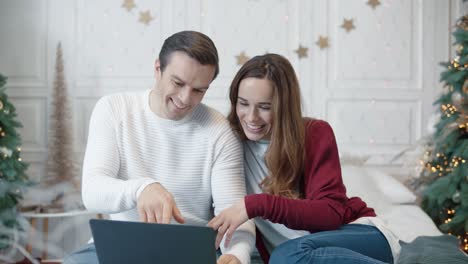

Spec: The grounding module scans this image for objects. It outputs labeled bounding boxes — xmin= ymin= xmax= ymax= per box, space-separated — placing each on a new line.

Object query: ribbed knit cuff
xmin=221 ymin=221 xmax=255 ymax=264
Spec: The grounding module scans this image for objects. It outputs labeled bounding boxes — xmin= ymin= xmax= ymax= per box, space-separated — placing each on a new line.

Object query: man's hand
xmin=207 ymin=199 xmax=248 ymax=248
xmin=137 ymin=183 xmax=185 ymax=224
xmin=217 ymin=254 xmax=241 ymax=264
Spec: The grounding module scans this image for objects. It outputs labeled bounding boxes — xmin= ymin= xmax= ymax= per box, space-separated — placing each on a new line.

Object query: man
xmin=64 ymin=31 xmax=255 ymax=264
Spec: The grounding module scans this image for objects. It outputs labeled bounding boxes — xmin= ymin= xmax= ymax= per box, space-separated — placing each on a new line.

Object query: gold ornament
xmin=235 ymin=51 xmax=250 ymax=66
xmin=341 ymin=18 xmax=355 ymax=33
xmin=452 ymin=56 xmax=461 ymax=69
xmin=367 ymin=0 xmax=381 ymax=9
xmin=316 ymin=36 xmax=329 ymax=50
xmin=459 ymin=121 xmax=468 ymax=134
xmin=121 ymin=0 xmax=136 ymax=12
xmin=294 ymin=45 xmax=308 ymax=59
xmin=139 ymin=10 xmax=153 ymax=25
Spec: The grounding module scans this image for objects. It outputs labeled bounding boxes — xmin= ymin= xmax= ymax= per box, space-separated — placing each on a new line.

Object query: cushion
xmin=341 ymin=165 xmax=393 ymax=211
xmin=367 ymin=168 xmax=417 ymax=204
xmin=398 ymin=235 xmax=468 ymax=263
xmin=341 ymin=165 xmax=416 ymax=205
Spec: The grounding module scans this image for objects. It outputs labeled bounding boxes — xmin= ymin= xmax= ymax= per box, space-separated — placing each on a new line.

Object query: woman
xmin=208 ymin=54 xmax=399 ymax=264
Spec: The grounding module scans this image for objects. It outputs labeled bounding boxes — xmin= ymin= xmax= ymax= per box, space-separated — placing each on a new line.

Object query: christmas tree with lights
xmin=420 ymin=15 xmax=468 ymax=253
xmin=0 ymin=74 xmax=30 ymax=249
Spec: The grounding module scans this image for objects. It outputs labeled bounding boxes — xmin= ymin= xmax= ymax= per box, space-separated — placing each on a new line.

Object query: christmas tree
xmin=420 ymin=15 xmax=468 ymax=253
xmin=44 ymin=43 xmax=79 ymax=193
xmin=0 ymin=74 xmax=30 ymax=249
xmin=41 ymin=43 xmax=82 ymax=212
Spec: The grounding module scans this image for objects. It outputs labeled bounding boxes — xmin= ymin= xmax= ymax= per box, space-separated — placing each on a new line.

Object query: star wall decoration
xmin=295 ymin=45 xmax=308 ymax=59
xmin=139 ymin=10 xmax=154 ymax=25
xmin=315 ymin=36 xmax=329 ymax=50
xmin=341 ymin=18 xmax=355 ymax=33
xmin=236 ymin=51 xmax=250 ymax=66
xmin=121 ymin=0 xmax=136 ymax=12
xmin=367 ymin=0 xmax=381 ymax=9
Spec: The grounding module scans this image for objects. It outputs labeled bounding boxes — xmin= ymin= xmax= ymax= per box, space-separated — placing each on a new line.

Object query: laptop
xmin=89 ymin=219 xmax=217 ymax=264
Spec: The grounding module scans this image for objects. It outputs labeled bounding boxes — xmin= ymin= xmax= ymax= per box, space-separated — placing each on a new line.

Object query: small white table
xmin=22 ymin=210 xmax=103 ymax=260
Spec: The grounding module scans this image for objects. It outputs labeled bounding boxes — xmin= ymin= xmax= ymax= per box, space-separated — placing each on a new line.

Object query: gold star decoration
xmin=367 ymin=0 xmax=381 ymax=9
xmin=236 ymin=52 xmax=250 ymax=66
xmin=121 ymin=0 xmax=136 ymax=12
xmin=295 ymin=45 xmax=308 ymax=59
xmin=315 ymin=36 xmax=329 ymax=50
xmin=341 ymin=18 xmax=355 ymax=33
xmin=139 ymin=10 xmax=154 ymax=25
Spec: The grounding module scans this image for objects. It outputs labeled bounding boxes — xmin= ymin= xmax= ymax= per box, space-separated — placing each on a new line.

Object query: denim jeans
xmin=269 ymin=224 xmax=393 ymax=264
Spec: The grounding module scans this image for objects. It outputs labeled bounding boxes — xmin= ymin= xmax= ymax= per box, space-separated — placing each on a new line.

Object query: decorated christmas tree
xmin=420 ymin=15 xmax=468 ymax=252
xmin=0 ymin=74 xmax=30 ymax=249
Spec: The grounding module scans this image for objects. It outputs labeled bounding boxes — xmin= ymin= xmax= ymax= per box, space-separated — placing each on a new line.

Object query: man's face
xmin=152 ymin=51 xmax=216 ymax=120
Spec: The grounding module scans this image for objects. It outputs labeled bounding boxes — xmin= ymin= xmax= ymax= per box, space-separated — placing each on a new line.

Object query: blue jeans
xmin=270 ymin=224 xmax=393 ymax=264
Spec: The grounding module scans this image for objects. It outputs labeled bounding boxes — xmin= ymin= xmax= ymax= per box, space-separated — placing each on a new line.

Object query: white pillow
xmin=341 ymin=165 xmax=393 ymax=211
xmin=341 ymin=165 xmax=416 ymax=205
xmin=367 ymin=169 xmax=417 ymax=204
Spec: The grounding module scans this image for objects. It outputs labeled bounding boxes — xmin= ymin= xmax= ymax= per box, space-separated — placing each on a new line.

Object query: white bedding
xmin=341 ymin=165 xmax=442 ymax=243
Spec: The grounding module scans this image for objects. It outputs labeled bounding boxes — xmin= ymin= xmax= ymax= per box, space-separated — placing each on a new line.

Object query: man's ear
xmin=155 ymin=59 xmax=162 ymax=79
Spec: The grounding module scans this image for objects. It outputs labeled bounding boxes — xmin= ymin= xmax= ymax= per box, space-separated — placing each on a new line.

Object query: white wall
xmin=0 ymin=0 xmax=466 ymax=258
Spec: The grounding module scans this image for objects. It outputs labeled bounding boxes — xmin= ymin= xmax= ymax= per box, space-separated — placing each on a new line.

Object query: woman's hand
xmin=208 ymin=199 xmax=249 ymax=248
xmin=217 ymin=254 xmax=241 ymax=264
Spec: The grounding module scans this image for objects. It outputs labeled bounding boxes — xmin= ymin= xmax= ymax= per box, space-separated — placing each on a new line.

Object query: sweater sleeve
xmin=81 ymin=97 xmax=158 ymax=213
xmin=244 ymin=120 xmax=348 ymax=232
xmin=211 ymin=127 xmax=255 ymax=264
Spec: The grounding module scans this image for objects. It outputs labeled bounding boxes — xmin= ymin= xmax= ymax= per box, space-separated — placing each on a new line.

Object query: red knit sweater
xmin=244 ymin=119 xmax=376 ymax=263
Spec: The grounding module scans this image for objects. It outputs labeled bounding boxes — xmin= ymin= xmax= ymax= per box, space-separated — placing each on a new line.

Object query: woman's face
xmin=236 ymin=77 xmax=273 ymax=141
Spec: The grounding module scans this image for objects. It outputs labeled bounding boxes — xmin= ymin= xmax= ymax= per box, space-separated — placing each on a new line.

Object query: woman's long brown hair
xmin=228 ymin=54 xmax=305 ymax=198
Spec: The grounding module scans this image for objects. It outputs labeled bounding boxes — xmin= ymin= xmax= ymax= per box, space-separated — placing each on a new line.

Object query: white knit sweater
xmin=82 ymin=89 xmax=255 ymax=263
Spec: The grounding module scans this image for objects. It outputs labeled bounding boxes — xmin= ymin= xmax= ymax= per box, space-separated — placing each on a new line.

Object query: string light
xmin=459 ymin=122 xmax=468 ymax=133
xmin=450 ymin=156 xmax=464 ymax=168
xmin=441 ymin=104 xmax=458 ymax=117
xmin=449 ymin=56 xmax=468 ymax=70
